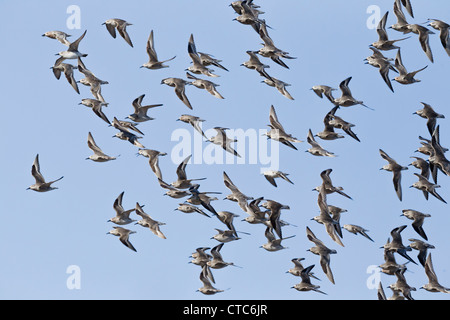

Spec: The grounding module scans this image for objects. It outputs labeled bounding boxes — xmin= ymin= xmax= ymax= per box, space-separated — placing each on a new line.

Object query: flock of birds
xmin=31 ymin=0 xmax=450 ymax=299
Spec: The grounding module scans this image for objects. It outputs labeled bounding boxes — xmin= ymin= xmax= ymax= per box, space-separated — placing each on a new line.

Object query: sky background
xmin=1 ymin=0 xmax=449 ymax=300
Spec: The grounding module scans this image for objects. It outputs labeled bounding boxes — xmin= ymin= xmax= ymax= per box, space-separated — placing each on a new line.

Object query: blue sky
xmin=1 ymin=0 xmax=449 ymax=300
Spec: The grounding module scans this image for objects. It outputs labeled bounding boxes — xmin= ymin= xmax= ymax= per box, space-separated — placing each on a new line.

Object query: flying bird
xmin=107 ymin=227 xmax=137 ymax=252
xmin=389 ymin=267 xmax=416 ymax=300
xmin=242 ymin=197 xmax=270 ymax=226
xmin=54 ymin=30 xmax=88 ymax=65
xmin=79 ymin=98 xmax=111 ymax=125
xmin=187 ymin=34 xmax=219 ymax=77
xmin=312 ymin=191 xmax=344 ymax=247
xmin=126 ymin=94 xmax=162 ymax=122
xmin=401 ymin=209 xmax=431 ymax=240
xmin=306 ymin=226 xmax=337 ymax=284
xmin=409 ymin=156 xmax=430 ymax=180
xmin=223 ymin=171 xmax=253 ymax=212
xmin=406 ymin=24 xmax=435 ymax=63
xmin=342 ymin=224 xmax=374 ymax=242
xmin=241 ymin=50 xmax=273 ymax=81
xmin=158 ymin=179 xmax=192 ymax=199
xmin=421 ymin=253 xmax=450 ymax=293
xmin=364 ymin=46 xmax=397 ymax=92
xmin=257 ymin=22 xmax=296 ymax=69
xmin=197 ymin=265 xmax=224 ymax=295
xmin=327 ymin=106 xmax=361 ymax=142
xmin=207 ymin=243 xmax=240 ymax=269
xmin=108 ymin=191 xmax=136 ymax=225
xmin=76 ymin=58 xmax=109 ymax=102
xmin=111 ymin=117 xmax=145 ymax=148
xmin=177 ymin=114 xmax=207 ymax=138
xmin=137 ymin=148 xmax=167 ymax=181
xmin=262 ymin=77 xmax=294 ymax=100
xmin=171 ymin=154 xmax=206 ymax=189
xmin=187 ymin=185 xmax=221 ymax=217
xmin=232 ymin=0 xmax=266 ymax=33
xmin=42 ymin=30 xmax=71 ymax=46
xmin=265 ymin=105 xmax=303 ymax=150
xmin=161 ymin=77 xmax=193 ymax=109
xmin=393 ymin=48 xmax=428 ymax=85
xmin=390 ymin=0 xmax=412 ymax=34
xmin=315 ymin=108 xmax=345 ymax=141
xmin=27 ymin=154 xmax=63 ymax=192
xmin=381 ymin=225 xmax=417 ymax=265
xmin=379 ymin=241 xmax=409 ymax=276
xmin=102 ymin=19 xmax=133 ymax=47
xmin=208 ymin=127 xmax=241 ymax=158
xmin=135 ymin=202 xmax=167 ymax=239
xmin=310 ymin=85 xmax=337 ymax=104
xmin=333 ymin=77 xmax=373 ymax=110
xmin=379 ymin=149 xmax=408 ymax=201
xmin=198 ymin=52 xmax=228 ymax=72
xmin=287 ymin=258 xmax=320 ymax=280
xmin=50 ymin=62 xmax=79 ymax=94
xmin=427 ymin=19 xmax=450 ymax=56
xmin=110 ymin=120 xmax=144 ymax=136
xmin=141 ymin=30 xmax=176 ymax=69
xmin=175 ymin=203 xmax=210 ymax=218
xmin=261 ymin=199 xmax=290 ymax=240
xmin=86 ymin=132 xmax=117 ymax=162
xmin=291 ymin=264 xmax=327 ymax=295
xmin=371 ymin=11 xmax=410 ymax=51
xmin=428 ymin=126 xmax=450 ymax=181
xmin=314 ymin=169 xmax=352 ymax=200
xmin=261 ymin=226 xmax=295 ymax=252
xmin=410 ymin=173 xmax=447 ymax=204
xmin=216 ymin=211 xmax=240 ymax=237
xmin=409 ymin=238 xmax=435 ymax=267
xmin=413 ymin=102 xmax=445 ymax=136
xmin=186 ymin=72 xmax=224 ymax=99
xmin=262 ymin=170 xmax=294 ymax=187
xmin=211 ymin=228 xmax=241 ymax=243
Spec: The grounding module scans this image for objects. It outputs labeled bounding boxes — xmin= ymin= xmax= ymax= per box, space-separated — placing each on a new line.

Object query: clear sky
xmin=1 ymin=0 xmax=449 ymax=300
